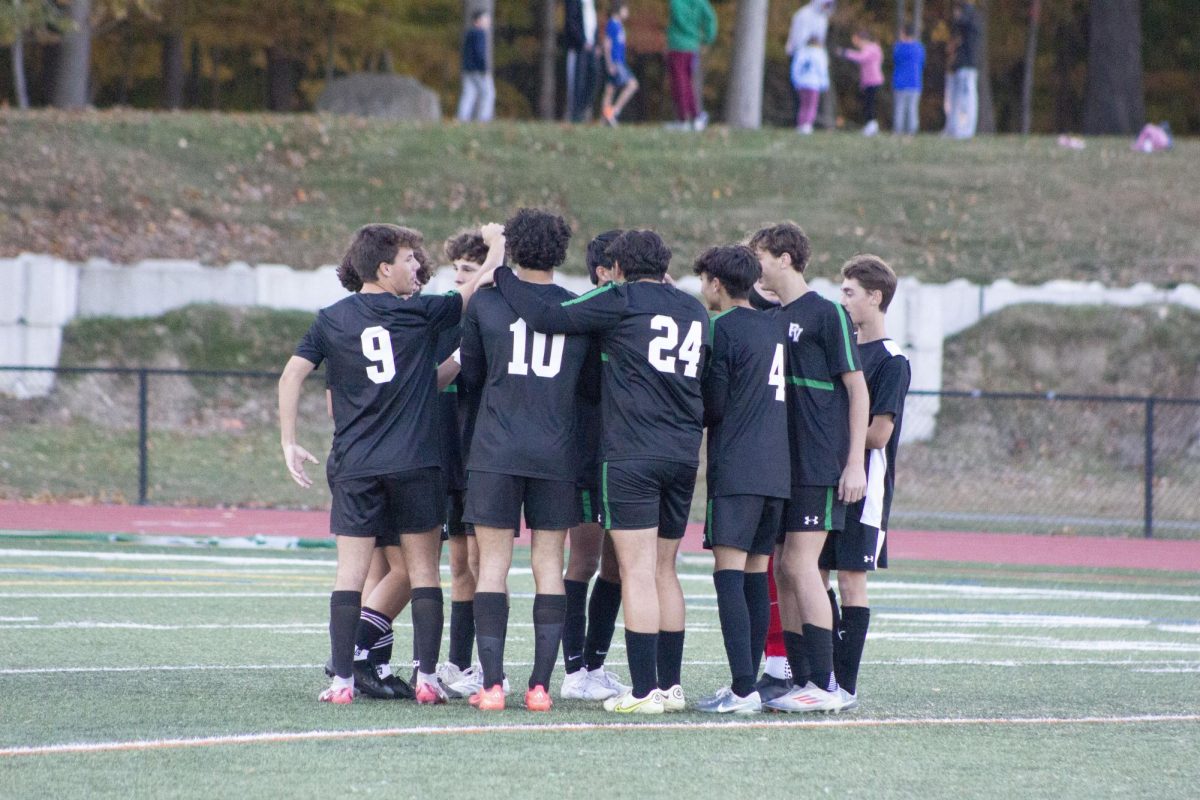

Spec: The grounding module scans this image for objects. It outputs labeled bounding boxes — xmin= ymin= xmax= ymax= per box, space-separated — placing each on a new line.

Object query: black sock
xmin=409 ymin=587 xmax=444 ymax=676
xmin=584 ymin=577 xmax=621 ymax=671
xmin=783 ymin=630 xmax=809 ymax=686
xmin=329 ymin=590 xmax=361 ymax=680
xmin=801 ymin=623 xmax=836 ymax=692
xmin=835 ymin=606 xmax=871 ymax=695
xmin=713 ymin=570 xmax=754 ymax=697
xmin=624 ymin=630 xmax=658 ymax=699
xmin=562 ymin=579 xmax=589 ymax=674
xmin=474 ymin=591 xmax=509 ymax=689
xmin=530 ymin=593 xmax=566 ymax=690
xmin=657 ymin=629 xmax=685 ymax=690
xmin=828 ymin=587 xmax=841 ymax=632
xmin=354 ymin=606 xmax=392 ymax=663
xmin=744 ymin=572 xmax=770 ymax=679
xmin=369 ymin=627 xmax=393 ymax=670
xmin=448 ymin=600 xmax=475 ymax=670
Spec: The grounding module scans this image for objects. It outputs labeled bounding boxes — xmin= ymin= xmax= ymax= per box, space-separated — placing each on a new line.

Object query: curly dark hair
xmin=692 ymin=245 xmax=761 ymax=299
xmin=504 ymin=208 xmax=571 ymax=271
xmin=414 ymin=245 xmax=433 ymax=288
xmin=607 ymin=229 xmax=671 ymax=281
xmin=340 ymin=223 xmax=424 ymax=287
xmin=443 ymin=229 xmax=489 ymax=265
xmin=748 ymin=222 xmax=811 ymax=273
xmin=586 ymin=229 xmax=623 ymax=285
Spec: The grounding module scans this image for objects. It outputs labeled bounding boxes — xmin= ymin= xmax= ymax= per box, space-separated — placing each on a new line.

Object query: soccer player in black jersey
xmin=560 ymin=229 xmax=630 ymax=702
xmin=750 ymin=222 xmax=868 ymax=714
xmin=691 ymin=245 xmax=790 ymax=714
xmin=431 ymin=229 xmax=491 ymax=699
xmin=493 ymin=229 xmax=709 ymax=714
xmin=279 ymin=222 xmax=502 ymax=705
xmin=459 ymin=209 xmax=594 ymax=712
xmin=820 ymin=254 xmax=911 ymax=709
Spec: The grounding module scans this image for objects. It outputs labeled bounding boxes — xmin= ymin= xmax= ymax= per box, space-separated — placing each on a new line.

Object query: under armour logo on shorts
xmin=804 ymin=515 xmax=820 ymax=526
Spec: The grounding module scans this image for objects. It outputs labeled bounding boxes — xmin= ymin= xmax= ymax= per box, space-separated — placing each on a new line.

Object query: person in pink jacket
xmin=837 ymin=29 xmax=884 ymax=136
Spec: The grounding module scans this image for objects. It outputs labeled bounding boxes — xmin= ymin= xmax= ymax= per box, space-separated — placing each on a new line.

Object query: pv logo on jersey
xmin=788 ymin=323 xmax=804 ymax=342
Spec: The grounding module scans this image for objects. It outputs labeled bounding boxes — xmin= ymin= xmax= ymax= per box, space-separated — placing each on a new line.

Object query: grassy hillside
xmin=1 ymin=110 xmax=1197 ymax=286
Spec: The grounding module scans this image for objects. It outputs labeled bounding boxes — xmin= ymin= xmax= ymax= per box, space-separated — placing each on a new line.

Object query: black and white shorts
xmin=782 ymin=485 xmax=846 ymax=536
xmin=463 ymin=471 xmax=580 ymax=531
xmin=704 ymin=495 xmax=784 ymax=556
xmin=330 ymin=467 xmax=444 ymax=544
xmin=578 ymin=486 xmax=603 ymax=527
xmin=602 ymin=459 xmax=697 ymax=539
xmin=819 ymin=512 xmax=888 ymax=571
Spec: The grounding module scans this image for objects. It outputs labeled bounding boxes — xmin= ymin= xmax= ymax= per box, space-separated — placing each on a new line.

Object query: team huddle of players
xmin=277 ymin=210 xmax=910 ymax=714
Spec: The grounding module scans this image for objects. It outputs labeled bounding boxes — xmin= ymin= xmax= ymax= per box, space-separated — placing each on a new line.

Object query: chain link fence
xmin=2 ymin=367 xmax=1197 ymax=539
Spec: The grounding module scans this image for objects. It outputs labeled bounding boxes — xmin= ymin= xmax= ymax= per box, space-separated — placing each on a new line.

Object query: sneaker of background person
xmin=696 ymin=686 xmax=762 ymax=714
xmin=603 ymin=688 xmax=665 ymax=714
xmin=693 ymin=111 xmax=709 ymax=131
xmin=525 ymin=684 xmax=553 ymax=712
xmin=863 ymin=120 xmax=879 ymax=137
xmin=660 ymin=684 xmax=686 ymax=712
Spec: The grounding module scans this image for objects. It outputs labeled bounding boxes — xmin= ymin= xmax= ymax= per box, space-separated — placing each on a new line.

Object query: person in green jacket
xmin=666 ymin=0 xmax=717 ymax=130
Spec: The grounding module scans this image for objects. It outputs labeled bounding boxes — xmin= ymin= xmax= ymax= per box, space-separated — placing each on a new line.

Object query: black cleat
xmin=753 ymin=673 xmax=794 ymax=703
xmin=383 ymin=672 xmax=415 ymax=700
xmin=353 ymin=661 xmax=396 ymax=699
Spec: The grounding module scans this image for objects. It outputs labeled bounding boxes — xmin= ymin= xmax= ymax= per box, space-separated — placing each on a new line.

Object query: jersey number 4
xmin=361 ymin=326 xmax=396 ymax=384
xmin=507 ymin=319 xmax=566 ymax=378
xmin=770 ymin=343 xmax=786 ymax=401
xmin=648 ymin=315 xmax=702 ymax=378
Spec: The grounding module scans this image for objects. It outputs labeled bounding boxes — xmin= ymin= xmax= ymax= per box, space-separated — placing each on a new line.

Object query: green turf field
xmin=1 ymin=535 xmax=1197 ymax=799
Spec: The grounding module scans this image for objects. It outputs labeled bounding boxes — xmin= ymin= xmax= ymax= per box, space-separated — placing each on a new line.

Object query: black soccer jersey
xmin=294 ymin=291 xmax=462 ymax=483
xmin=703 ymin=307 xmax=790 ymax=499
xmin=435 ymin=325 xmax=467 ymax=492
xmin=459 ymin=283 xmax=593 ymax=481
xmin=767 ymin=291 xmax=861 ymax=487
xmin=493 ymin=266 xmax=709 ymax=467
xmin=857 ymin=338 xmax=911 ymax=533
xmin=575 ymin=343 xmax=604 ymax=489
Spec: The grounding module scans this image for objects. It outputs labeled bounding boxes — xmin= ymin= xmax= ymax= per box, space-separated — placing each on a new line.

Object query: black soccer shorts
xmin=704 ymin=495 xmax=785 ymax=556
xmin=463 ymin=471 xmax=580 ymax=531
xmin=443 ymin=489 xmax=473 ymax=538
xmin=819 ymin=508 xmax=889 ymax=571
xmin=578 ymin=486 xmax=603 ymax=527
xmin=601 ymin=459 xmax=697 ymax=539
xmin=330 ymin=467 xmax=444 ymax=542
xmin=782 ymin=485 xmax=846 ymax=537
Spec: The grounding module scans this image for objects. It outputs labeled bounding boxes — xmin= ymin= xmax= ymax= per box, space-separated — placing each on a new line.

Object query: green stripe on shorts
xmin=581 ymin=489 xmax=593 ymax=522
xmin=705 ymin=498 xmax=714 ymax=548
xmin=601 ymin=462 xmax=612 ymax=529
xmin=824 ymin=487 xmax=834 ymax=531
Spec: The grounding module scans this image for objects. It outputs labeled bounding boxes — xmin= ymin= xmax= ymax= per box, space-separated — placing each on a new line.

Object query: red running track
xmin=1 ymin=502 xmax=1198 ymax=572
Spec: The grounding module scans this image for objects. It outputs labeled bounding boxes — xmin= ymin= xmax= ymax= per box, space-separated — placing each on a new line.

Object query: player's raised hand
xmin=283 ymin=443 xmax=319 ymax=488
xmin=838 ymin=462 xmax=866 ymax=505
xmin=480 ymin=222 xmax=505 ymax=246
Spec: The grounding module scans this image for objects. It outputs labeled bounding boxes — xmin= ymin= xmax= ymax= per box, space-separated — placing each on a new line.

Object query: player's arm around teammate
xmin=494 ymin=229 xmax=709 ymax=713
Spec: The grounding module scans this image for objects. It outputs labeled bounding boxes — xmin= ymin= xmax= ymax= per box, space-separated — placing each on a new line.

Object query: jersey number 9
xmin=361 ymin=325 xmax=397 ymax=384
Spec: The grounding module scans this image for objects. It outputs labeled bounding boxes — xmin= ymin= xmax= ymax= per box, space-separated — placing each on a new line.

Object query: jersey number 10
xmin=507 ymin=319 xmax=566 ymax=378
xmin=648 ymin=315 xmax=703 ymax=378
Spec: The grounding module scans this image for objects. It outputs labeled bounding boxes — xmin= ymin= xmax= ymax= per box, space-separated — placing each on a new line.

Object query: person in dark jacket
xmin=945 ymin=1 xmax=980 ymax=138
xmin=564 ymin=0 xmax=600 ymax=122
xmin=457 ymin=11 xmax=495 ymax=122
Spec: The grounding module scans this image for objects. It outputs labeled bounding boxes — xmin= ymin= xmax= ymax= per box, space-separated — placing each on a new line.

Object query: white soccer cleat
xmin=660 ymin=684 xmax=686 ymax=712
xmin=837 ymin=687 xmax=859 ymax=711
xmin=586 ymin=668 xmax=628 ymax=698
xmin=763 ymin=681 xmax=848 ymax=713
xmin=559 ymin=669 xmax=595 ymax=700
xmin=696 ymin=686 xmax=762 ymax=714
xmin=437 ymin=662 xmax=480 ymax=699
xmin=603 ymin=688 xmax=665 ymax=714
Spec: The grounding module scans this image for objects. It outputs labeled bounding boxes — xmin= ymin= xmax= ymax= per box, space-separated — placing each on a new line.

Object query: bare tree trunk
xmin=896 ymin=0 xmax=906 ymax=39
xmin=725 ymin=0 xmax=769 ymax=129
xmin=538 ymin=0 xmax=556 ymax=119
xmin=162 ymin=34 xmax=185 ymax=108
xmin=1020 ymin=0 xmax=1040 ymax=135
xmin=210 ymin=47 xmax=222 ymax=109
xmin=1083 ymin=0 xmax=1144 ymax=135
xmin=52 ymin=0 xmax=93 ymax=109
xmin=976 ymin=0 xmax=996 ymax=133
xmin=325 ymin=23 xmax=336 ymax=82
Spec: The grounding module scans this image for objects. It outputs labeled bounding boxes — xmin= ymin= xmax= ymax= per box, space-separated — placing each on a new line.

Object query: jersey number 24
xmin=648 ymin=315 xmax=702 ymax=378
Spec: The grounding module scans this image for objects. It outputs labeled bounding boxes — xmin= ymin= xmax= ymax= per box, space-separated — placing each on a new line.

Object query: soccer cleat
xmin=660 ymin=684 xmax=686 ymax=712
xmin=603 ymin=688 xmax=664 ymax=714
xmin=414 ymin=674 xmax=448 ymax=705
xmin=524 ymin=684 xmax=553 ymax=712
xmin=763 ymin=681 xmax=848 ymax=713
xmin=318 ymin=684 xmax=354 ymax=705
xmin=837 ymin=687 xmax=859 ymax=711
xmin=471 ymin=683 xmax=506 ymax=711
xmin=352 ymin=661 xmax=396 ymax=699
xmin=437 ymin=663 xmax=483 ymax=700
xmin=559 ymin=669 xmax=592 ymax=699
xmin=383 ymin=672 xmax=415 ymax=700
xmin=586 ymin=668 xmax=628 ymax=698
xmin=753 ymin=673 xmax=794 ymax=703
xmin=696 ymin=687 xmax=763 ymax=714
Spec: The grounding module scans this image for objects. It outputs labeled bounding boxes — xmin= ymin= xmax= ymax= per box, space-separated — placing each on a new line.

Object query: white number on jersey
xmin=648 ymin=315 xmax=703 ymax=378
xmin=507 ymin=319 xmax=565 ymax=378
xmin=769 ymin=343 xmax=786 ymax=401
xmin=360 ymin=326 xmax=396 ymax=384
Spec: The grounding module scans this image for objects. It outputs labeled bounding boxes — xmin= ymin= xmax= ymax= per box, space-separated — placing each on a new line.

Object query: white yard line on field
xmin=4 ymin=715 xmax=1199 ymax=758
